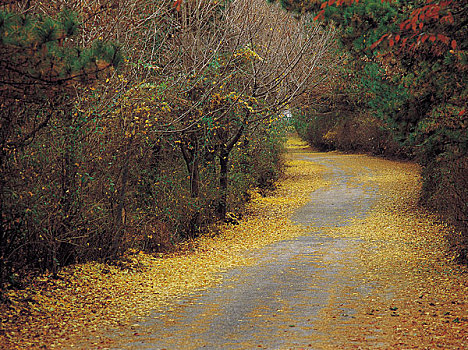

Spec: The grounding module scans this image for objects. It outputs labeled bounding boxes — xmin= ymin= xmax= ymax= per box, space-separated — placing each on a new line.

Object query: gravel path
xmin=104 ymin=154 xmax=385 ymax=349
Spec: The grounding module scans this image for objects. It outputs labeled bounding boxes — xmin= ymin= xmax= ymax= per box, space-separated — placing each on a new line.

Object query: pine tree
xmin=0 ymin=7 xmax=123 ymax=285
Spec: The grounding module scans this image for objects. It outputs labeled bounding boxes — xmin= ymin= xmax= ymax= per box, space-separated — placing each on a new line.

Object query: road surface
xmin=104 ymin=154 xmax=385 ymax=349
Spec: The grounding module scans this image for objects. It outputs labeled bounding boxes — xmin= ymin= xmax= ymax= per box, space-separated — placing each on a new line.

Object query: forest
xmin=0 ymin=0 xmax=466 ymax=295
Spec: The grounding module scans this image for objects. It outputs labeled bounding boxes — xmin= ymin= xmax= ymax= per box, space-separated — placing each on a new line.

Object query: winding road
xmin=103 ymin=154 xmax=387 ymax=349
xmin=72 ymin=148 xmax=467 ymax=350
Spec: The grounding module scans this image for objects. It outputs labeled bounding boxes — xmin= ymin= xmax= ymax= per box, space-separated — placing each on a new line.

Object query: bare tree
xmin=153 ymin=0 xmax=337 ymax=219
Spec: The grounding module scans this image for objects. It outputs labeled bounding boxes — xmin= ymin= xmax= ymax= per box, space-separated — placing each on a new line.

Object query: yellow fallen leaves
xmin=0 ymin=136 xmax=327 ymax=349
xmin=314 ymin=153 xmax=468 ymax=349
xmin=4 ymin=137 xmax=465 ymax=349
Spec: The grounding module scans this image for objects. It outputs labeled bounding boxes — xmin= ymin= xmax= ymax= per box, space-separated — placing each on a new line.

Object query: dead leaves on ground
xmin=0 ymin=137 xmax=326 ymax=349
xmin=1 ymin=138 xmax=466 ymax=349
xmin=315 ymin=154 xmax=468 ymax=349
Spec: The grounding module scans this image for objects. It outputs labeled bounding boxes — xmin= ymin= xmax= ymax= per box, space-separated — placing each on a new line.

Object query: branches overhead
xmin=147 ymin=0 xmax=336 ymax=135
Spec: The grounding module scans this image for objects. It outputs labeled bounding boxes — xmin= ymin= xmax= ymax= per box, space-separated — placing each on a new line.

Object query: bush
xmin=293 ymin=110 xmax=336 ymax=151
xmin=421 ymin=155 xmax=468 ymax=262
xmin=293 ymin=108 xmax=401 ymax=156
xmin=229 ymin=120 xmax=286 ymax=207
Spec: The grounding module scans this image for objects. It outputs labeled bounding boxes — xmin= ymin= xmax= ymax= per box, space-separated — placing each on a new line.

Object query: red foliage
xmin=315 ymin=0 xmax=360 ymax=20
xmin=379 ymin=0 xmax=459 ymax=55
xmin=173 ymin=0 xmax=182 ymax=12
xmin=315 ymin=0 xmax=461 ymax=55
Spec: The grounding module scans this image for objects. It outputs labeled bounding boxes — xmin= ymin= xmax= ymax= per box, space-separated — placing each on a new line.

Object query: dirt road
xmin=87 ymin=146 xmax=466 ymax=349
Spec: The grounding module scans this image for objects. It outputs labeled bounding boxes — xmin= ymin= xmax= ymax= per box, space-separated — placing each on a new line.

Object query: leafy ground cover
xmin=313 ymin=155 xmax=468 ymax=349
xmin=1 ymin=137 xmax=466 ymax=349
xmin=0 ymin=138 xmax=326 ymax=349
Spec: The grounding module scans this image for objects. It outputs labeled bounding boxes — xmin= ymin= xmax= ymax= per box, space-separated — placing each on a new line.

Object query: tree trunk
xmin=180 ymin=140 xmax=201 ymax=236
xmin=188 ymin=155 xmax=200 ymax=236
xmin=189 ymin=155 xmax=200 ymax=199
xmin=56 ymin=111 xmax=79 ymax=274
xmin=216 ymin=125 xmax=245 ymax=221
xmin=112 ymin=134 xmax=134 ymax=253
xmin=218 ymin=149 xmax=229 ymax=220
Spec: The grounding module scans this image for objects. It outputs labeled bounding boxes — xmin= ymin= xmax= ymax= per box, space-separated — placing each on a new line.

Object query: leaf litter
xmin=312 ymin=154 xmax=467 ymax=349
xmin=0 ymin=137 xmax=326 ymax=349
xmin=1 ymin=137 xmax=466 ymax=349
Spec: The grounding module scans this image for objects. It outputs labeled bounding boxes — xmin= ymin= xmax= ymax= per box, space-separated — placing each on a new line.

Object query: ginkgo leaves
xmin=0 ymin=136 xmax=326 ymax=349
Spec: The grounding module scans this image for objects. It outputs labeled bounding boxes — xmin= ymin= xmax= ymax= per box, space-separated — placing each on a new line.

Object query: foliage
xmin=279 ymin=0 xmax=468 ymax=249
xmin=0 ymin=5 xmax=122 ymax=287
xmin=0 ymin=0 xmax=337 ymax=290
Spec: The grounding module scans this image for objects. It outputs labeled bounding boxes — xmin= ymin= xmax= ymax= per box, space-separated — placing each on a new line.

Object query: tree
xmin=0 ymin=6 xmax=122 ymax=284
xmin=156 ymin=0 xmax=337 ymax=222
